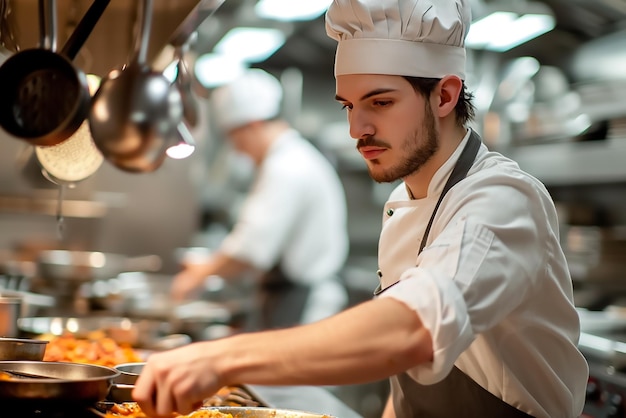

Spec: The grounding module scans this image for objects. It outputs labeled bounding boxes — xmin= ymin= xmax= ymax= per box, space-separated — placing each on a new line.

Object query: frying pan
xmin=0 ymin=0 xmax=110 ymax=146
xmin=36 ymin=250 xmax=162 ymax=283
xmin=0 ymin=360 xmax=120 ymax=410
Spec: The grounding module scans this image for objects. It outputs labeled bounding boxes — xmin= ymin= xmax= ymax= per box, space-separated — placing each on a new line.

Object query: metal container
xmin=0 ymin=360 xmax=120 ymax=410
xmin=0 ymin=337 xmax=48 ymax=360
xmin=204 ymin=407 xmax=335 ymax=418
xmin=0 ymin=296 xmax=21 ymax=337
xmin=107 ymin=362 xmax=144 ymax=402
xmin=36 ymin=250 xmax=162 ymax=283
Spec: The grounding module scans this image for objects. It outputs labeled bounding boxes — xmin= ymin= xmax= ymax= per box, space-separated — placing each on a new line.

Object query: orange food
xmin=40 ymin=332 xmax=143 ymax=367
xmin=104 ymin=402 xmax=233 ymax=418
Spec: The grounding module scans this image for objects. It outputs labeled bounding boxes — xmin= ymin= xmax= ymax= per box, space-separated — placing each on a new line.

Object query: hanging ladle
xmin=89 ymin=0 xmax=183 ymax=173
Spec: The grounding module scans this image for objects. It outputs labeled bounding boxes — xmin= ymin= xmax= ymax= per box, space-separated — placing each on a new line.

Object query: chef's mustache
xmin=356 ymin=136 xmax=390 ymax=149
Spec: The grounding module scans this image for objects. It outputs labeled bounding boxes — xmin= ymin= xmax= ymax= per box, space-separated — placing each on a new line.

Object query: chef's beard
xmin=361 ymin=103 xmax=439 ymax=183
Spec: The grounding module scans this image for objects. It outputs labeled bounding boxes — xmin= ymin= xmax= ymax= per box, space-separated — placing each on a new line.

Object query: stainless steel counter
xmin=249 ymin=385 xmax=364 ymax=418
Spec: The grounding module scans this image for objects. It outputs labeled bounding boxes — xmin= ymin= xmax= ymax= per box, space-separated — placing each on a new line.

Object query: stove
xmin=579 ymin=310 xmax=626 ymax=418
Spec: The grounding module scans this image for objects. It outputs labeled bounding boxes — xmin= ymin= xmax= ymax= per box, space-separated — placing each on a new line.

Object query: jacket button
xmin=386 ymin=208 xmax=394 ymax=216
xmin=377 ymin=269 xmax=383 ymax=278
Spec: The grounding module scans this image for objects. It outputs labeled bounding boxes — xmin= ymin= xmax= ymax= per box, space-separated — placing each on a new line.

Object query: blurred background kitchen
xmin=2 ymin=0 xmax=626 ymax=416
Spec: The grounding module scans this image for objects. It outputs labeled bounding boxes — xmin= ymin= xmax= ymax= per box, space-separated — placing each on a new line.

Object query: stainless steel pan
xmin=0 ymin=360 xmax=120 ymax=410
xmin=36 ymin=250 xmax=162 ymax=283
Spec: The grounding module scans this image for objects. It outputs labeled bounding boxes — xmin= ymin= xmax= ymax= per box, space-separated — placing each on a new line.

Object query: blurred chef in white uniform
xmin=171 ymin=68 xmax=350 ymax=330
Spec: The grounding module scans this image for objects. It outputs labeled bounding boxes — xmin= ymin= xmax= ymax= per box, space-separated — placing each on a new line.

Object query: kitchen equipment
xmin=0 ymin=337 xmax=48 ymax=360
xmin=0 ymin=360 xmax=120 ymax=410
xmin=106 ymin=361 xmax=143 ymax=402
xmin=0 ymin=289 xmax=56 ymax=317
xmin=204 ymin=407 xmax=335 ymax=418
xmin=166 ymin=0 xmax=226 ymax=127
xmin=36 ymin=250 xmax=162 ymax=283
xmin=89 ymin=0 xmax=182 ymax=173
xmin=112 ymin=362 xmax=144 ymax=384
xmin=0 ymin=296 xmax=21 ymax=337
xmin=174 ymin=44 xmax=198 ymax=128
xmin=17 ymin=316 xmax=178 ymax=350
xmin=34 ymin=74 xmax=105 ymax=185
xmin=0 ymin=0 xmax=18 ymax=54
xmin=0 ymin=0 xmax=110 ymax=146
xmin=95 ymin=271 xmax=233 ymax=323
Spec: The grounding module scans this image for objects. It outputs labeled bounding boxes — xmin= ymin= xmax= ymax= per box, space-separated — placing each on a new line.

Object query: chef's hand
xmin=132 ymin=342 xmax=223 ymax=417
xmin=170 ymin=264 xmax=209 ymax=301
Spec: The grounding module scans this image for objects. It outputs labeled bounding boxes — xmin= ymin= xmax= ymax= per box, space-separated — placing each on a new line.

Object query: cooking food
xmin=103 ymin=402 xmax=233 ymax=418
xmin=203 ymin=386 xmax=261 ymax=407
xmin=40 ymin=331 xmax=143 ymax=367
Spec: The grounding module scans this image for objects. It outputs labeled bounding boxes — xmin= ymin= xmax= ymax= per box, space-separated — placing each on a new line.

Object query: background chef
xmin=170 ymin=68 xmax=350 ymax=330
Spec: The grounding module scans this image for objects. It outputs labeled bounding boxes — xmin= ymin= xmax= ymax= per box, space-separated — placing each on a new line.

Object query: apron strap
xmin=418 ymin=129 xmax=482 ymax=254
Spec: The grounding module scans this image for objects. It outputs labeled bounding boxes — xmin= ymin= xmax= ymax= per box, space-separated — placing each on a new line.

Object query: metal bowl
xmin=0 ymin=337 xmax=48 ymax=361
xmin=107 ymin=362 xmax=145 ymax=403
xmin=113 ymin=362 xmax=144 ymax=385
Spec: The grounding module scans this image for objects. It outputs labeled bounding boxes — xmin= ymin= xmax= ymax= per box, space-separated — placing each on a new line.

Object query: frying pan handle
xmin=60 ymin=0 xmax=111 ymax=60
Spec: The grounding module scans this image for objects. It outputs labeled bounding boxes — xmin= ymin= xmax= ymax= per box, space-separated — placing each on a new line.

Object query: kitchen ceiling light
xmin=167 ymin=122 xmax=196 ymax=160
xmin=214 ymin=27 xmax=286 ymax=63
xmin=255 ymin=0 xmax=332 ymax=22
xmin=466 ymin=7 xmax=555 ymax=52
xmin=194 ymin=53 xmax=247 ymax=88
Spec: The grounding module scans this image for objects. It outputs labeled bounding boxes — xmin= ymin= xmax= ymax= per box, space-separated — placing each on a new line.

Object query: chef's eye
xmin=373 ymin=100 xmax=392 ymax=107
xmin=340 ymin=103 xmax=352 ymax=111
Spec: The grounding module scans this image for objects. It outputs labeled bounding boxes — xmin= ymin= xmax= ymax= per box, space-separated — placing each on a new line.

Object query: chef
xmin=170 ymin=68 xmax=349 ymax=329
xmin=134 ymin=1 xmax=588 ymax=417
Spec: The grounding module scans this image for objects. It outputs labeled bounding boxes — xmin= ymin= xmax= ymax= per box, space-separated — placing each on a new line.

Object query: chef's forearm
xmin=212 ymin=297 xmax=433 ymax=386
xmin=190 ymin=251 xmax=253 ymax=281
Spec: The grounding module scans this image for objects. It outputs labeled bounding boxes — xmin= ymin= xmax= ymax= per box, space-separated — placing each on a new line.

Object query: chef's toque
xmin=325 ymin=0 xmax=471 ymax=79
xmin=211 ymin=69 xmax=283 ymax=133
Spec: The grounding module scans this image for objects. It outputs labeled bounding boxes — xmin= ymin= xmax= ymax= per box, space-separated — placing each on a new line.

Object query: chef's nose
xmin=348 ymin=109 xmax=374 ymax=140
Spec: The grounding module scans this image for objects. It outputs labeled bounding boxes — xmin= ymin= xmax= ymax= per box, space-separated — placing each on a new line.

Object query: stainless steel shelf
xmin=502 ymin=138 xmax=626 ymax=186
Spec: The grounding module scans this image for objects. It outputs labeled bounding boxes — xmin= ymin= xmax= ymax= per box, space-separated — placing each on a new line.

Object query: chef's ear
xmin=433 ymin=75 xmax=463 ymax=119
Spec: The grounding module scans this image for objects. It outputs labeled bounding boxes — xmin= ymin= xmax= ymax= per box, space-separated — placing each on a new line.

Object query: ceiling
xmin=2 ymin=0 xmax=626 ymax=83
xmin=193 ymin=0 xmax=626 ymax=82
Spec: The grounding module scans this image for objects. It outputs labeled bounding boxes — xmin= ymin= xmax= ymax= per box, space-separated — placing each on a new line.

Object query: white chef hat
xmin=211 ymin=68 xmax=283 ymax=133
xmin=325 ymin=0 xmax=471 ymax=80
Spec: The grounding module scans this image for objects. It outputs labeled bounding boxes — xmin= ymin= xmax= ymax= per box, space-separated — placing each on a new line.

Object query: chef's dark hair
xmin=403 ymin=76 xmax=475 ymax=126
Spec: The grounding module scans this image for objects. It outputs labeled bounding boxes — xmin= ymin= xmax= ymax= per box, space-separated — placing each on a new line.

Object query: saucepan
xmin=0 ymin=360 xmax=120 ymax=410
xmin=0 ymin=337 xmax=48 ymax=361
xmin=36 ymin=250 xmax=162 ymax=283
xmin=0 ymin=0 xmax=110 ymax=146
xmin=89 ymin=0 xmax=182 ymax=173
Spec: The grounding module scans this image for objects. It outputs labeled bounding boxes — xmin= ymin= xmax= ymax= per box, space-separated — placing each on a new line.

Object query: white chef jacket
xmin=377 ymin=130 xmax=589 ymax=418
xmin=220 ymin=129 xmax=349 ymax=323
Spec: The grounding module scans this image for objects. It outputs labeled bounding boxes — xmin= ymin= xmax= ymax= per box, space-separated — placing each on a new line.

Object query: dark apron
xmin=254 ymin=264 xmax=311 ymax=330
xmin=378 ymin=130 xmax=535 ymax=417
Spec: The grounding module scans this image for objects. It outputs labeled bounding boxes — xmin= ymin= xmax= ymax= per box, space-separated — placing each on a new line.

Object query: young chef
xmin=134 ymin=1 xmax=589 ymax=417
xmin=170 ymin=68 xmax=350 ymax=330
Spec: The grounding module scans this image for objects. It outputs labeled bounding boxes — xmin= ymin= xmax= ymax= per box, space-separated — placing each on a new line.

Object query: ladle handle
xmin=60 ymin=0 xmax=111 ymax=60
xmin=133 ymin=0 xmax=153 ymax=65
xmin=38 ymin=0 xmax=57 ymax=51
